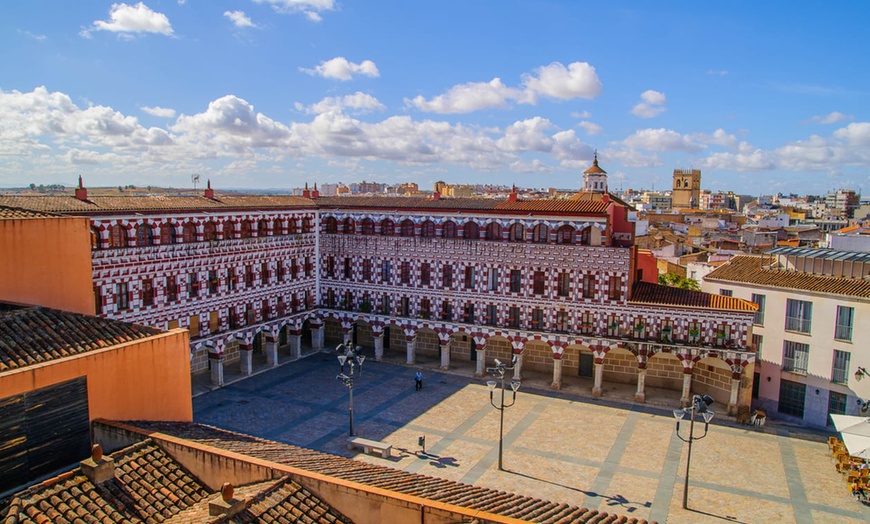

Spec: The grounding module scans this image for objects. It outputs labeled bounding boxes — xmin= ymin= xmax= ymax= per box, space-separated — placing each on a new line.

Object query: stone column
xmin=288 ymin=334 xmax=302 ymax=359
xmin=209 ymin=354 xmax=224 ymax=386
xmin=551 ymin=358 xmax=563 ymax=390
xmin=343 ymin=329 xmax=352 ymax=346
xmin=635 ymin=368 xmax=647 ymax=403
xmin=265 ymin=335 xmax=278 ymax=368
xmin=512 ymin=351 xmax=524 ymax=381
xmin=681 ymin=372 xmax=693 ymax=407
xmin=406 ymin=337 xmax=416 ymax=365
xmin=311 ymin=324 xmax=324 ymax=350
xmin=728 ymin=378 xmax=741 ymax=416
xmin=475 ymin=347 xmax=486 ymax=377
xmin=592 ymin=362 xmax=604 ymax=397
xmin=373 ymin=333 xmax=384 ymax=361
xmin=240 ymin=344 xmax=253 ymax=376
xmin=439 ymin=340 xmax=451 ymax=370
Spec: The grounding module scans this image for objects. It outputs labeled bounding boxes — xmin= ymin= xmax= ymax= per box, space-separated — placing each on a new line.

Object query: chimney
xmin=80 ymin=444 xmax=115 ymax=484
xmin=508 ymin=184 xmax=518 ymax=202
xmin=432 ymin=191 xmax=441 ymax=200
xmin=209 ymin=482 xmax=246 ymax=518
xmin=312 ymin=183 xmax=319 ymax=198
xmin=204 ymin=179 xmax=215 ymax=199
xmin=75 ymin=175 xmax=89 ymax=201
xmin=302 ymin=182 xmax=310 ymax=198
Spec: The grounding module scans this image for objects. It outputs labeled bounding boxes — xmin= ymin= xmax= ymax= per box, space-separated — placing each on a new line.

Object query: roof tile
xmin=630 ymin=282 xmax=758 ymax=311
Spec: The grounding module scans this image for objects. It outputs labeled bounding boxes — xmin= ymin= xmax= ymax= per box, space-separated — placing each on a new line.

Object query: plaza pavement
xmin=191 ymin=349 xmax=870 ymax=523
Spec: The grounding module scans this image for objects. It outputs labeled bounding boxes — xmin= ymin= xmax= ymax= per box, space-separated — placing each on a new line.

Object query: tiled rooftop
xmin=0 ymin=306 xmax=162 ymax=373
xmin=129 ymin=421 xmax=651 ymax=524
xmin=0 ymin=194 xmax=316 ymax=214
xmin=316 ymin=195 xmax=612 ymax=215
xmin=1 ymin=440 xmax=352 ymax=524
xmin=705 ymin=254 xmax=870 ymax=298
xmin=630 ymin=281 xmax=759 ymax=311
xmin=0 ymin=205 xmax=59 ymax=219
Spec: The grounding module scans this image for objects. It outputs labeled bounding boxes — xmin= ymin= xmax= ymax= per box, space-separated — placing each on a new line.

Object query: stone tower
xmin=583 ymin=151 xmax=608 ymax=193
xmin=672 ymin=169 xmax=701 ymax=209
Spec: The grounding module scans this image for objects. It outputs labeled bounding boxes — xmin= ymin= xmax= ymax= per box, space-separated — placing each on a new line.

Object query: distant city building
xmin=397 ymin=182 xmax=419 ymax=195
xmin=582 ymin=152 xmax=608 ymax=193
xmin=672 ymin=169 xmax=701 ymax=209
xmin=825 ymin=189 xmax=860 ymax=219
xmin=640 ymin=191 xmax=672 ymax=212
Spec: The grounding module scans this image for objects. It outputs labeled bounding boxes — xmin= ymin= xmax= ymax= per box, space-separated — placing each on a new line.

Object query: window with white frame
xmin=487 ymin=268 xmax=499 ymax=291
xmin=720 ymin=289 xmax=733 ymax=297
xmin=752 ymin=334 xmax=763 ymax=361
xmin=782 ymin=340 xmax=809 ymax=373
xmin=835 ymin=306 xmax=854 ymax=341
xmin=751 ymin=293 xmax=766 ymax=325
xmin=832 ymin=350 xmax=850 ymax=384
xmin=785 ymin=299 xmax=812 ymax=334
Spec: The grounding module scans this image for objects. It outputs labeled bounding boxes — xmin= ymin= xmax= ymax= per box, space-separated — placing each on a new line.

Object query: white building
xmin=703 ymin=247 xmax=870 ymax=428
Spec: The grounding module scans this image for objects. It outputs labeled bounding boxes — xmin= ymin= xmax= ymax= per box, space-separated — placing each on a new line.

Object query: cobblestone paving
xmin=193 ymin=352 xmax=870 ymax=523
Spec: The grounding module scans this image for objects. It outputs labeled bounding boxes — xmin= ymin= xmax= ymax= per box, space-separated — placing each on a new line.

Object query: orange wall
xmin=0 ymin=216 xmax=94 ymax=314
xmin=635 ymin=249 xmax=659 ymax=283
xmin=0 ymin=329 xmax=192 ymax=422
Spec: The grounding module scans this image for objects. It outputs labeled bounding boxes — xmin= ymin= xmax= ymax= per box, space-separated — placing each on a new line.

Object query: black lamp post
xmin=673 ymin=394 xmax=715 ymax=510
xmin=486 ymin=357 xmax=520 ymax=471
xmin=336 ymin=343 xmax=365 ymax=436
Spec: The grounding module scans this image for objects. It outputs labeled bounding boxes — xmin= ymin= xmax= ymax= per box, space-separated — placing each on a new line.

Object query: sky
xmin=1 ymin=1 xmax=869 ymax=195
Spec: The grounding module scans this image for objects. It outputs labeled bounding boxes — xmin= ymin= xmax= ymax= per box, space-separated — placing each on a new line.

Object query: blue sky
xmin=1 ymin=1 xmax=868 ymax=195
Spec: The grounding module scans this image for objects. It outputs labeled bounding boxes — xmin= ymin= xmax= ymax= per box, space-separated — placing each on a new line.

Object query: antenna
xmin=191 ymin=173 xmax=200 ymax=190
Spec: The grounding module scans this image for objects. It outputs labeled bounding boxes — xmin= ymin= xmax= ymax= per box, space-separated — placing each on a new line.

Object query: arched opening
xmin=400 ymin=219 xmax=415 ymax=237
xmin=109 ymin=224 xmax=126 ymax=248
xmin=508 ymin=223 xmax=525 ymax=242
xmin=136 ymin=223 xmax=154 ymax=247
xmin=442 ymin=221 xmax=457 ymax=239
xmin=580 ymin=226 xmax=602 ymax=246
xmin=239 ymin=220 xmax=253 ymax=238
xmin=463 ymin=221 xmax=480 ymax=240
xmin=288 ymin=218 xmax=298 ymax=234
xmin=532 ymin=224 xmax=549 ymax=243
xmin=273 ymin=218 xmax=285 ymax=235
xmin=203 ymin=221 xmax=217 ymax=241
xmin=556 ymin=225 xmax=575 ymax=244
xmin=257 ymin=219 xmax=269 ymax=237
xmin=302 ymin=217 xmax=312 ymax=233
xmin=361 ymin=218 xmax=375 ymax=235
xmin=324 ymin=217 xmax=338 ymax=234
xmin=343 ymin=217 xmax=355 ymax=234
xmin=90 ymin=227 xmax=101 ymax=250
xmin=182 ymin=222 xmax=197 ymax=243
xmin=381 ymin=219 xmax=395 ymax=236
xmin=485 ymin=222 xmax=502 ymax=241
xmin=693 ymin=356 xmax=734 ymax=406
xmin=420 ymin=220 xmax=436 ymax=238
xmin=160 ymin=222 xmax=176 ymax=244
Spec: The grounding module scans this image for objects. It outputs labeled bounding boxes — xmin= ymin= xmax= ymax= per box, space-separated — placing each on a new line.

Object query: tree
xmin=658 ymin=273 xmax=700 ymax=291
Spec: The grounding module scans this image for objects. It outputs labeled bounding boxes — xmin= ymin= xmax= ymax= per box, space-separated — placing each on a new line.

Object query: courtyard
xmin=192 ymin=350 xmax=870 ymax=523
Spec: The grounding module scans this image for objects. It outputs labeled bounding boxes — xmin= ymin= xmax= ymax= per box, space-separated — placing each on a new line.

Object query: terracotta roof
xmin=317 ymin=196 xmax=611 ymax=215
xmin=494 ymin=198 xmax=609 ymax=214
xmin=583 ymin=157 xmax=607 ymax=175
xmin=1 ymin=440 xmax=351 ymax=524
xmin=705 ymin=255 xmax=870 ymax=298
xmin=0 ymin=194 xmax=315 ymax=214
xmin=0 ymin=205 xmax=59 ymax=219
xmin=129 ymin=421 xmax=651 ymax=524
xmin=630 ymin=282 xmax=759 ymax=312
xmin=0 ymin=306 xmax=161 ymax=373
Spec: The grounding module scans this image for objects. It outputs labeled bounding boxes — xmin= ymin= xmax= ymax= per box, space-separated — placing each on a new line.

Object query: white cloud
xmin=571 ymin=110 xmax=591 ymax=119
xmin=408 ymin=78 xmax=523 ymax=114
xmin=300 ymin=92 xmax=385 ymax=114
xmin=141 ymin=105 xmax=176 ymax=118
xmin=83 ymin=2 xmax=174 ymax=39
xmin=224 ymin=10 xmax=258 ymax=29
xmin=833 ymin=122 xmax=870 ymax=146
xmin=300 ymin=57 xmax=380 ymax=81
xmin=496 ymin=117 xmax=554 ymax=152
xmin=706 ymin=69 xmax=729 ymax=76
xmin=623 ymin=128 xmax=702 ymax=152
xmin=631 ymin=90 xmax=667 ymax=118
xmin=17 ymin=29 xmax=47 ymax=41
xmin=810 ymin=111 xmax=853 ymax=125
xmin=410 ymin=61 xmax=601 ymax=114
xmin=253 ymin=0 xmax=335 ymax=20
xmin=578 ymin=121 xmax=602 ymax=135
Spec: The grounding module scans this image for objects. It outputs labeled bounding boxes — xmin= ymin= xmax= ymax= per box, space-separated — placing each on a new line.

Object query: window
xmin=782 ymin=340 xmax=809 ymax=373
xmin=487 ymin=268 xmax=498 ymax=291
xmin=442 ymin=264 xmax=453 ymax=287
xmin=94 ymin=286 xmax=102 ymax=314
xmin=245 ymin=265 xmax=254 ymax=287
xmin=582 ymin=274 xmax=596 ymax=299
xmin=400 ymin=219 xmax=415 ymax=237
xmin=327 ymin=289 xmax=335 ymax=308
xmin=607 ymin=276 xmax=622 ymax=300
xmin=719 ymin=289 xmax=733 ymax=297
xmin=557 ymin=272 xmax=570 ymax=297
xmin=160 ymin=223 xmax=176 ymax=244
xmin=557 ymin=225 xmax=574 ymax=244
xmin=832 ymin=350 xmax=850 ymax=384
xmin=464 ymin=266 xmax=476 ymax=289
xmin=607 ymin=314 xmax=620 ymax=337
xmin=302 ymin=217 xmax=312 ymax=233
xmin=531 ymin=308 xmax=544 ymax=330
xmin=116 ymin=282 xmax=129 ymax=310
xmin=421 ymin=220 xmax=435 ymax=237
xmin=463 ymin=222 xmax=480 ymax=240
xmin=291 ymin=259 xmax=298 ymax=279
xmin=401 ymin=261 xmax=411 ymax=284
xmin=381 ymin=260 xmax=391 ymax=282
xmin=381 ymin=219 xmax=395 ymax=236
xmin=555 ymin=310 xmax=569 ymax=331
xmin=532 ymin=224 xmax=549 ymax=243
xmin=136 ymin=224 xmax=154 ymax=246
xmin=508 ymin=306 xmax=520 ymax=328
xmin=661 ymin=319 xmax=674 ymax=342
xmin=208 ymin=271 xmax=219 ymax=294
xmin=785 ymin=299 xmax=812 ymax=333
xmin=381 ymin=295 xmax=391 ymax=315
xmin=277 ymin=262 xmax=285 ymax=282
xmin=420 ymin=298 xmax=431 ymax=319
xmin=486 ymin=304 xmax=497 ymax=325
xmin=343 ymin=217 xmax=355 ymax=235
xmin=361 ymin=218 xmax=375 ymax=235
xmin=508 ymin=223 xmax=524 ymax=242
xmin=188 ymin=273 xmax=199 ymax=298
xmin=257 ymin=219 xmax=268 ymax=237
xmin=362 ymin=259 xmax=372 ymax=281
xmin=167 ymin=277 xmax=178 ymax=302
xmin=261 ymin=262 xmax=269 ymax=284
xmin=533 ymin=271 xmax=545 ymax=295
xmin=486 ymin=222 xmax=502 ymax=241
xmin=182 ymin=222 xmax=196 ymax=243
xmin=344 ymin=291 xmax=353 ymax=310
xmin=580 ymin=312 xmax=594 ymax=334
xmin=239 ymin=220 xmax=252 ymax=238
xmin=421 ymin=263 xmax=431 ymax=286
xmin=288 ymin=218 xmax=298 ymax=234
xmin=227 ymin=268 xmax=236 ymax=291
xmin=835 ymin=306 xmax=854 ymax=341
xmin=327 ymin=257 xmax=335 ymax=278
xmin=463 ymin=303 xmax=474 ymax=323
xmin=441 ymin=301 xmax=453 ymax=321
xmin=110 ymin=224 xmax=126 ymax=248
xmin=751 ymin=294 xmax=766 ymax=325
xmin=752 ymin=334 xmax=763 ymax=361
xmin=442 ymin=221 xmax=457 ymax=239
xmin=687 ymin=321 xmax=700 ymax=343
xmin=510 ymin=270 xmax=521 ymax=293
xmin=828 ymin=391 xmax=847 ymax=423
xmin=344 ymin=258 xmax=352 ymax=279
xmin=142 ymin=279 xmax=154 ymax=306
xmin=304 ymin=257 xmax=312 ymax=277
xmin=778 ymin=379 xmax=806 ymax=418
xmin=325 ymin=217 xmax=337 ymax=234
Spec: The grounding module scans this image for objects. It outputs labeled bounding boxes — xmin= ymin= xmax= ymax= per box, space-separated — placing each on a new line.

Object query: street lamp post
xmin=486 ymin=357 xmax=521 ymax=471
xmin=336 ymin=343 xmax=365 ymax=436
xmin=673 ymin=394 xmax=715 ymax=510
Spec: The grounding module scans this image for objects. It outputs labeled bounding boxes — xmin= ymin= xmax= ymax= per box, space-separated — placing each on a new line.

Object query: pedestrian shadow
xmin=394 ymin=447 xmax=460 ymax=468
xmin=507 ymin=470 xmax=651 ymax=513
xmin=684 ymin=507 xmax=747 ymax=523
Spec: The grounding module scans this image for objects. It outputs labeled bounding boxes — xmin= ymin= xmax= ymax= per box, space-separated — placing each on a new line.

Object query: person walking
xmin=415 ymin=370 xmax=423 ymax=391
